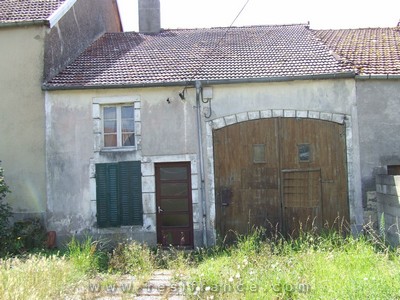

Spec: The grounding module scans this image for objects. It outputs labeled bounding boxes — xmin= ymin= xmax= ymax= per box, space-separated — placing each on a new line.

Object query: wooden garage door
xmin=213 ymin=118 xmax=349 ymax=240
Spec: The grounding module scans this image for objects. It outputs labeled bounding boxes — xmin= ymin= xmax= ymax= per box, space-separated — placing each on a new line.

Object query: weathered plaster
xmin=0 ymin=25 xmax=47 ymax=216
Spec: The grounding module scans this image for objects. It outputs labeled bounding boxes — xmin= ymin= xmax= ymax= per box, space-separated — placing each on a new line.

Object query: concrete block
xmin=296 ymin=110 xmax=308 ymax=118
xmin=284 ymin=110 xmax=296 ymax=118
xmin=93 ymin=119 xmax=101 ymax=134
xmin=236 ymin=112 xmax=248 ymax=123
xmin=211 ymin=118 xmax=225 ymax=129
xmin=90 ymin=200 xmax=97 ymax=218
xmin=224 ymin=115 xmax=237 ymax=126
xmin=89 ymin=178 xmax=96 ymax=200
xmin=377 ymin=193 xmax=400 ymax=207
xmin=134 ymin=109 xmax=141 ymax=122
xmin=388 ymin=185 xmax=399 ymax=196
xmin=248 ymin=111 xmax=260 ymax=120
xmin=143 ymin=193 xmax=156 ymax=214
xmin=260 ymin=110 xmax=272 ymax=118
xmin=192 ymin=189 xmax=199 ymax=204
xmin=272 ymin=109 xmax=284 ymax=117
xmin=205 ymin=122 xmax=213 ymax=136
xmin=383 ymin=176 xmax=396 ymax=186
xmin=308 ymin=111 xmax=320 ymax=119
xmin=92 ymin=104 xmax=100 ymax=119
xmin=383 ymin=184 xmax=388 ymax=194
xmin=190 ymin=159 xmax=198 ymax=174
xmin=320 ymin=112 xmax=332 ymax=121
xmin=142 ymin=176 xmax=155 ymax=193
xmin=332 ymin=113 xmax=345 ymax=124
xmin=142 ymin=162 xmax=154 ymax=176
xmin=135 ymin=122 xmax=142 ymax=135
xmin=143 ymin=213 xmax=156 ymax=231
xmin=134 ymin=101 xmax=141 ymax=109
xmin=191 ymin=174 xmax=199 ymax=190
xmin=93 ymin=133 xmax=101 ymax=151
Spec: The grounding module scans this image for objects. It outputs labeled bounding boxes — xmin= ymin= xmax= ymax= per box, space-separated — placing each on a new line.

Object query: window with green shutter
xmin=96 ymin=161 xmax=143 ymax=227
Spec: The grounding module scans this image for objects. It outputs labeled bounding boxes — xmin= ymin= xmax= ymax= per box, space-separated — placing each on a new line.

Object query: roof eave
xmin=0 ymin=20 xmax=49 ymax=28
xmin=42 ymin=71 xmax=356 ymax=91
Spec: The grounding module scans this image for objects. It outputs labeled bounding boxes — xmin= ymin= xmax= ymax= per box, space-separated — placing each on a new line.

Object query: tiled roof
xmin=0 ymin=0 xmax=67 ymax=24
xmin=315 ymin=28 xmax=400 ymax=75
xmin=45 ymin=24 xmax=352 ymax=88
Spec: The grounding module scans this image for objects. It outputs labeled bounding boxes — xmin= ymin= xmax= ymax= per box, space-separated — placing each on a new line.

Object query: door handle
xmin=158 ymin=206 xmax=164 ymax=214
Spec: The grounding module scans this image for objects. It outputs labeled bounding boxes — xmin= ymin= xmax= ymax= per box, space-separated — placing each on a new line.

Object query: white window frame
xmin=102 ymin=104 xmax=135 ymax=148
xmin=93 ymin=96 xmax=140 ymax=152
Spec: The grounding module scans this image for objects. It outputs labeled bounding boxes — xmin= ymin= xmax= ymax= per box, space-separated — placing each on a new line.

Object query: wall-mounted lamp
xmin=166 ymin=97 xmax=171 ymax=104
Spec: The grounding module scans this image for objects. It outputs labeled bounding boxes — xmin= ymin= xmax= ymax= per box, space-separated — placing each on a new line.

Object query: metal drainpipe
xmin=195 ymin=80 xmax=208 ymax=247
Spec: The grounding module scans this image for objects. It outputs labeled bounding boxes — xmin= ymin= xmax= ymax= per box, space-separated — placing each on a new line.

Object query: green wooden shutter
xmin=107 ymin=163 xmax=120 ymax=226
xmin=96 ymin=163 xmax=119 ymax=227
xmin=119 ymin=161 xmax=143 ymax=226
xmin=96 ymin=164 xmax=109 ymax=227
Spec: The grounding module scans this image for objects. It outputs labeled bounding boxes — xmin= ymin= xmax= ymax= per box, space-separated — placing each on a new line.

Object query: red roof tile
xmin=0 ymin=0 xmax=67 ymax=24
xmin=315 ymin=28 xmax=400 ymax=75
xmin=45 ymin=24 xmax=352 ymax=88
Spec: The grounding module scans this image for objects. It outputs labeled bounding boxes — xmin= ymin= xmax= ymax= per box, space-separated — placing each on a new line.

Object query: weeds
xmin=186 ymin=227 xmax=400 ymax=299
xmin=66 ymin=236 xmax=107 ymax=275
xmin=1 ymin=225 xmax=400 ymax=299
xmin=0 ymin=254 xmax=82 ymax=300
xmin=108 ymin=241 xmax=154 ymax=277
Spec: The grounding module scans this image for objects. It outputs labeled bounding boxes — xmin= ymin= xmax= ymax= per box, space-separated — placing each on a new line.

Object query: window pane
xmin=161 ymin=198 xmax=189 ymax=212
xmin=104 ymin=134 xmax=117 ymax=147
xmin=104 ymin=120 xmax=117 ymax=133
xmin=160 ymin=167 xmax=188 ymax=181
xmin=161 ymin=214 xmax=189 ymax=227
xmin=160 ymin=182 xmax=188 ymax=197
xmin=122 ymin=133 xmax=135 ymax=146
xmin=104 ymin=107 xmax=116 ymax=119
xmin=298 ymin=144 xmax=311 ymax=162
xmin=122 ymin=119 xmax=135 ymax=132
xmin=121 ymin=106 xmax=134 ymax=119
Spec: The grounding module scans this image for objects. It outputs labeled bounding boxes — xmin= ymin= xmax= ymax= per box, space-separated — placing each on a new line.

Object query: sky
xmin=117 ymin=0 xmax=400 ymax=32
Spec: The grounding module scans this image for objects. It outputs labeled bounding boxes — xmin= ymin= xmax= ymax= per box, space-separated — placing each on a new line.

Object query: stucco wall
xmin=46 ymin=87 xmax=199 ymax=245
xmin=46 ymin=78 xmax=364 ymax=245
xmin=356 ymin=80 xmax=400 ymax=207
xmin=44 ymin=0 xmax=122 ymax=82
xmin=0 ymin=26 xmax=47 ymax=218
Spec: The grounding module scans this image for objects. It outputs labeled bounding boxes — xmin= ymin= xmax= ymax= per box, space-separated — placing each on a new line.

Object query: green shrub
xmin=12 ymin=218 xmax=47 ymax=251
xmin=66 ymin=236 xmax=106 ymax=275
xmin=108 ymin=241 xmax=154 ymax=277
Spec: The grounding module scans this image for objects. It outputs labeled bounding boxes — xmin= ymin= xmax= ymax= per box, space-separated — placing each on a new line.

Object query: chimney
xmin=138 ymin=0 xmax=161 ymax=34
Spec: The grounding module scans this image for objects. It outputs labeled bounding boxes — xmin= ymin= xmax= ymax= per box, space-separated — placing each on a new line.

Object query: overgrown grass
xmin=0 ymin=254 xmax=84 ymax=300
xmin=1 ymin=229 xmax=400 ymax=299
xmin=185 ymin=229 xmax=400 ymax=299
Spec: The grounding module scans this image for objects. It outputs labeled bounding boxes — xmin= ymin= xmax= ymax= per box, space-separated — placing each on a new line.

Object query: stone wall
xmin=376 ymin=175 xmax=400 ymax=246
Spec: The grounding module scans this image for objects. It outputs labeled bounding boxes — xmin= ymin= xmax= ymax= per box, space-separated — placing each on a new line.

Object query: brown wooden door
xmin=155 ymin=162 xmax=194 ymax=248
xmin=213 ymin=118 xmax=349 ymax=240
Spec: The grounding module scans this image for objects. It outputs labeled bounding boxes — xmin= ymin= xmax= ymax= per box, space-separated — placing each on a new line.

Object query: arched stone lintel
xmin=208 ymin=109 xmax=349 ymax=130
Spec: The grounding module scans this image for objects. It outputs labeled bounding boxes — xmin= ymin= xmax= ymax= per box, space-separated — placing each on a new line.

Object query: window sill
xmin=100 ymin=147 xmax=137 ymax=153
